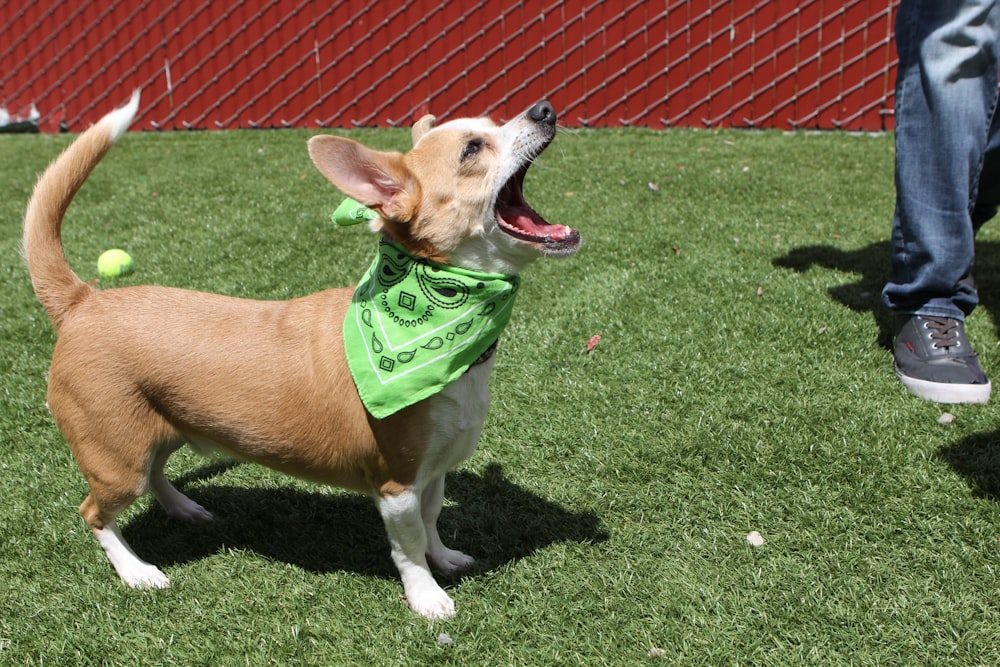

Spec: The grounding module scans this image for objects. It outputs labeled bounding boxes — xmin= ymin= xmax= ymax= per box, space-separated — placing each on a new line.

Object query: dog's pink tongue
xmin=500 ymin=205 xmax=575 ymax=240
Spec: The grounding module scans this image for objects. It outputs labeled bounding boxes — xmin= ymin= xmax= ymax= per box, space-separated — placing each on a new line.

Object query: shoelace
xmin=921 ymin=316 xmax=960 ymax=350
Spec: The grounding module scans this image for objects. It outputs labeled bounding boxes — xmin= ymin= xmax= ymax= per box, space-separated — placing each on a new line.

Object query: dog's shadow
xmin=122 ymin=462 xmax=607 ymax=580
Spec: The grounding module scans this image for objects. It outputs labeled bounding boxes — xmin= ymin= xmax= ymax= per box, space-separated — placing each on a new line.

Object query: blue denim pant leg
xmin=882 ymin=0 xmax=1000 ymax=320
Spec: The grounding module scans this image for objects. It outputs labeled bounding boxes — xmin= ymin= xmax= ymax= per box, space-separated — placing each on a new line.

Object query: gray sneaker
xmin=893 ymin=315 xmax=991 ymax=403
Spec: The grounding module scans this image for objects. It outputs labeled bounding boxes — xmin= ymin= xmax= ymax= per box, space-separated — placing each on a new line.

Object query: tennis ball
xmin=97 ymin=249 xmax=134 ymax=279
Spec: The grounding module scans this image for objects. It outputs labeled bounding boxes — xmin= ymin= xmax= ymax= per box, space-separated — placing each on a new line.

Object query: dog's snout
xmin=527 ymin=100 xmax=556 ymax=126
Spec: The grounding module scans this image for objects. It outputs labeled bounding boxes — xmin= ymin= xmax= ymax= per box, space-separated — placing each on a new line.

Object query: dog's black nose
xmin=527 ymin=100 xmax=556 ymax=125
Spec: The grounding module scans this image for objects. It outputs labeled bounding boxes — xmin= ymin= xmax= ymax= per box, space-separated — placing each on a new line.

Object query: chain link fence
xmin=2 ymin=0 xmax=898 ymax=133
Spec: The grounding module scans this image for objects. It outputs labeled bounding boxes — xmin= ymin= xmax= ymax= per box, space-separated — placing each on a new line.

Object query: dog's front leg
xmin=378 ymin=488 xmax=456 ymax=619
xmin=421 ymin=475 xmax=475 ymax=573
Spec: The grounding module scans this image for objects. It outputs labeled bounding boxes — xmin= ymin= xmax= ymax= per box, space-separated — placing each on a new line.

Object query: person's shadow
xmin=775 ymin=240 xmax=1000 ymax=501
xmin=773 ymin=240 xmax=1000 ymax=349
xmin=938 ymin=432 xmax=1000 ymax=501
xmin=122 ymin=461 xmax=607 ymax=581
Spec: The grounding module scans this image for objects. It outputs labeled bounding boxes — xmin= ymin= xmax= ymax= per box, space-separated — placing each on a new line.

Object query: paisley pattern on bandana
xmin=344 ymin=240 xmax=520 ymax=418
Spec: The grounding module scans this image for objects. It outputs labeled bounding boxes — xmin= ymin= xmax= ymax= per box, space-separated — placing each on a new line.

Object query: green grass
xmin=3 ymin=123 xmax=1000 ymax=665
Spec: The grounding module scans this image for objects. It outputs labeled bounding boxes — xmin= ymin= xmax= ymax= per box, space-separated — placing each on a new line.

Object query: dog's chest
xmin=419 ymin=356 xmax=495 ymax=478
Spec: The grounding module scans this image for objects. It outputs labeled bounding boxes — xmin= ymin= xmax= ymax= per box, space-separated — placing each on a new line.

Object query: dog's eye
xmin=461 ymin=139 xmax=484 ymax=161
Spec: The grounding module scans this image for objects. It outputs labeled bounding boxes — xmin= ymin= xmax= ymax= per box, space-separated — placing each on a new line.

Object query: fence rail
xmin=1 ymin=0 xmax=899 ymax=133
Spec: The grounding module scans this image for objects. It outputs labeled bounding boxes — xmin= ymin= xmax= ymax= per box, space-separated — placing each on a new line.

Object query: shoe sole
xmin=895 ymin=365 xmax=992 ymax=404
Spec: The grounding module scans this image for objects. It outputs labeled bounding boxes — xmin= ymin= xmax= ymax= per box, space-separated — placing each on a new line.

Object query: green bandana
xmin=344 ymin=240 xmax=520 ymax=418
xmin=332 ymin=197 xmax=378 ymax=226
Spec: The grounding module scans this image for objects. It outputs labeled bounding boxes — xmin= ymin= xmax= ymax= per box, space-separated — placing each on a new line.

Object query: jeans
xmin=882 ymin=0 xmax=1000 ymax=320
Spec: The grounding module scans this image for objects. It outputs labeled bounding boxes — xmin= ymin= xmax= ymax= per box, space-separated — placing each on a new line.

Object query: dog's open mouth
xmin=495 ymin=165 xmax=580 ymax=253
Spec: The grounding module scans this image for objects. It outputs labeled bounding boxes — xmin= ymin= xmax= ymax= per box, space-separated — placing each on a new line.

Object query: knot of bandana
xmin=344 ymin=240 xmax=520 ymax=418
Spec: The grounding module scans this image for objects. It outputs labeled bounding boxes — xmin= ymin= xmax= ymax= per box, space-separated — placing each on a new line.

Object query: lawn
xmin=3 ymin=118 xmax=1000 ymax=666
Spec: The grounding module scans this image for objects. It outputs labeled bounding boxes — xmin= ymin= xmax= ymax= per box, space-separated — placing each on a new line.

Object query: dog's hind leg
xmin=377 ymin=487 xmax=456 ymax=619
xmin=88 ymin=512 xmax=170 ymax=589
xmin=148 ymin=440 xmax=213 ymax=522
xmin=55 ymin=391 xmax=177 ymax=588
xmin=79 ymin=479 xmax=170 ymax=589
xmin=420 ymin=474 xmax=475 ymax=574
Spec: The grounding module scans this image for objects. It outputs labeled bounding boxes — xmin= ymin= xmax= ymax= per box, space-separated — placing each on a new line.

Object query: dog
xmin=22 ymin=91 xmax=580 ymax=619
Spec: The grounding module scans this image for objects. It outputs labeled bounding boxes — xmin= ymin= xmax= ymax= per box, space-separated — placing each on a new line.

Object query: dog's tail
xmin=22 ymin=90 xmax=140 ymax=330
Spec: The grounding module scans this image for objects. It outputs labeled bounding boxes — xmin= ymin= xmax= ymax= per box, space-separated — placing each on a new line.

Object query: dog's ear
xmin=411 ymin=114 xmax=436 ymax=145
xmin=307 ymin=135 xmax=419 ymax=222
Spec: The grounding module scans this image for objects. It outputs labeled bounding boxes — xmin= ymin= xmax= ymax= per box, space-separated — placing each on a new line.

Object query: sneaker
xmin=893 ymin=315 xmax=991 ymax=403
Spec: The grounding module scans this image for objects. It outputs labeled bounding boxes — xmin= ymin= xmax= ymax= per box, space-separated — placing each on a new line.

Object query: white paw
xmin=121 ymin=563 xmax=171 ymax=589
xmin=408 ymin=586 xmax=456 ymax=619
xmin=429 ymin=547 xmax=475 ymax=574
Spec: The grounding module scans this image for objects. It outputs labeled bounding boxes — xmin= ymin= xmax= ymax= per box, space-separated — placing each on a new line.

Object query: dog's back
xmin=47 ymin=285 xmax=386 ymax=485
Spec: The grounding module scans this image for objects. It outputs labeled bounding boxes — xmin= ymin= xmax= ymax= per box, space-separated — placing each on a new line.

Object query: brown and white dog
xmin=22 ymin=92 xmax=580 ymax=619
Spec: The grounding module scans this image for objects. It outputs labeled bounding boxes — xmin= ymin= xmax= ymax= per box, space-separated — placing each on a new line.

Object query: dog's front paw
xmin=428 ymin=547 xmax=475 ymax=574
xmin=120 ymin=563 xmax=171 ymax=590
xmin=407 ymin=585 xmax=457 ymax=619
